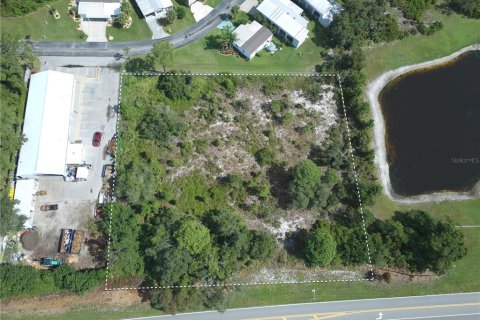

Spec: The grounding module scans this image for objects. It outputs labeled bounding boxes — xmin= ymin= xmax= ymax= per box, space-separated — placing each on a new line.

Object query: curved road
xmin=127 ymin=293 xmax=480 ymax=320
xmin=31 ymin=0 xmax=243 ymax=57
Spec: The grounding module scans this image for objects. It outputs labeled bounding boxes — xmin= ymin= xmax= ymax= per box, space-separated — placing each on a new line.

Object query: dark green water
xmin=380 ymin=50 xmax=480 ymax=197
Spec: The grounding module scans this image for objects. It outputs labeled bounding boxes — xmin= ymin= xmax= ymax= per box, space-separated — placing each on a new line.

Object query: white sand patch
xmin=247 ymin=267 xmax=361 ymax=283
xmin=290 ymin=86 xmax=338 ymax=142
xmin=262 ymin=216 xmax=309 ymax=239
xmin=235 ymin=90 xmax=272 ymax=125
xmin=367 ymin=44 xmax=480 ymax=204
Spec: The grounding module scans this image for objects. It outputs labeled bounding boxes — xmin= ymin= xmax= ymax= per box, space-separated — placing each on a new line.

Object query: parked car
xmin=40 ymin=204 xmax=58 ymax=211
xmin=92 ymin=132 xmax=102 ymax=147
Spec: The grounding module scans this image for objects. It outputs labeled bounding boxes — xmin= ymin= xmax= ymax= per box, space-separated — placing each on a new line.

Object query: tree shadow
xmin=266 ymin=164 xmax=290 ymax=209
xmin=284 ymin=228 xmax=307 ymax=259
xmin=125 ymin=57 xmax=152 ymax=73
xmin=205 ymin=34 xmax=222 ymax=50
xmin=85 ymin=237 xmax=107 ymax=265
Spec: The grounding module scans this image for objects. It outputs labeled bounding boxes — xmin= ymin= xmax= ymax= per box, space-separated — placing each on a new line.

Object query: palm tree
xmin=219 ymin=25 xmax=238 ymax=52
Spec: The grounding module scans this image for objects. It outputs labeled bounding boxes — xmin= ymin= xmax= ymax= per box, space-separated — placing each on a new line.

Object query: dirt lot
xmin=1 ymin=290 xmax=145 ymax=318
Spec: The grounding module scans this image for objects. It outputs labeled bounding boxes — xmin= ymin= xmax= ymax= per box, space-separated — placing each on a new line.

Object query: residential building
xmin=233 ymin=21 xmax=273 ymax=60
xmin=77 ymin=0 xmax=122 ymax=21
xmin=297 ymin=0 xmax=341 ymax=27
xmin=135 ymin=0 xmax=173 ymax=18
xmin=256 ymin=0 xmax=309 ymax=48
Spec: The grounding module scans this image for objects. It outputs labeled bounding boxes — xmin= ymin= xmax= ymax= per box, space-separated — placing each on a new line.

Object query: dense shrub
xmin=449 ymin=0 xmax=480 ymax=18
xmin=304 ymin=224 xmax=337 ymax=267
xmin=329 ymin=0 xmax=401 ymax=49
xmin=1 ymin=0 xmax=53 ymax=16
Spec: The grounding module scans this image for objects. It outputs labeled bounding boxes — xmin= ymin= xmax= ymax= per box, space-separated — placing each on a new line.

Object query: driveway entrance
xmin=82 ymin=20 xmax=108 ymax=42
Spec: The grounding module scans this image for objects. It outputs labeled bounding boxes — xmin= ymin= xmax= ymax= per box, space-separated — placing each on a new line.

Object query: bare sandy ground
xmin=366 ymin=44 xmax=480 ymax=204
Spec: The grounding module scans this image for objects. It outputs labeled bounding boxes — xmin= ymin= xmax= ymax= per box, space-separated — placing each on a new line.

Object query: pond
xmin=379 ymin=50 xmax=480 ymax=197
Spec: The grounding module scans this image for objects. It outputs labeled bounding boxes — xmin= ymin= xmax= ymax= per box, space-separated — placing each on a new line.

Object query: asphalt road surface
xmin=127 ymin=292 xmax=480 ymax=320
xmin=31 ymin=0 xmax=244 ymax=57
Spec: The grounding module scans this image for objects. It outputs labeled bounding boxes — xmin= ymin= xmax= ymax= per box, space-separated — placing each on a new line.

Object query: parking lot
xmin=23 ymin=66 xmax=119 ymax=269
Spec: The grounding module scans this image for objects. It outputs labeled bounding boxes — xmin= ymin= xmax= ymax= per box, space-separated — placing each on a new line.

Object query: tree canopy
xmin=304 ymin=224 xmax=337 ymax=267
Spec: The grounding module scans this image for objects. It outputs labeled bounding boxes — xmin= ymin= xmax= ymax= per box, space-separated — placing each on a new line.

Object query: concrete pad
xmin=81 ymin=20 xmax=108 ymax=42
xmin=190 ymin=2 xmax=213 ymax=22
xmin=145 ymin=15 xmax=169 ymax=40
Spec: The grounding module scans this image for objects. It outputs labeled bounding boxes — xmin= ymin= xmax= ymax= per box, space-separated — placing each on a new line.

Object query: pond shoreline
xmin=366 ymin=44 xmax=480 ymax=204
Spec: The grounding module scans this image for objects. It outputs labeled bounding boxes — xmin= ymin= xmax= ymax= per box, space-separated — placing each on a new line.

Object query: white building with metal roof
xmin=233 ymin=21 xmax=273 ymax=60
xmin=16 ymin=71 xmax=76 ymax=178
xmin=135 ymin=0 xmax=173 ymax=18
xmin=13 ymin=179 xmax=38 ymax=229
xmin=256 ymin=0 xmax=309 ymax=48
xmin=77 ymin=0 xmax=122 ymax=21
xmin=296 ymin=0 xmax=341 ymax=27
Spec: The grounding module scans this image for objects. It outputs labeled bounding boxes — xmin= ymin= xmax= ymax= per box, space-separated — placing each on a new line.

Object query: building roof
xmin=304 ymin=0 xmax=341 ymax=27
xmin=16 ymin=71 xmax=76 ymax=177
xmin=14 ymin=179 xmax=38 ymax=228
xmin=234 ymin=21 xmax=273 ymax=54
xmin=136 ymin=0 xmax=173 ymax=16
xmin=257 ymin=0 xmax=308 ymax=43
xmin=78 ymin=0 xmax=122 ymax=19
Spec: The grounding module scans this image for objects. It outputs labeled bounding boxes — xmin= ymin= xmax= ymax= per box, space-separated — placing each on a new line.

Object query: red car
xmin=92 ymin=132 xmax=102 ymax=147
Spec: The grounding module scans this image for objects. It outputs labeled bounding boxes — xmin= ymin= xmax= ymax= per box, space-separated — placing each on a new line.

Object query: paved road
xmin=31 ymin=0 xmax=243 ymax=57
xmin=127 ymin=292 xmax=480 ymax=320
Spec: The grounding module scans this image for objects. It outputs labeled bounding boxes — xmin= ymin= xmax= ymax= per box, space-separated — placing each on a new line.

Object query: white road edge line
xmin=385 ymin=312 xmax=480 ymax=320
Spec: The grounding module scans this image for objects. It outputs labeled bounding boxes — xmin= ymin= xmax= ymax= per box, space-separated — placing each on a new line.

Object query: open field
xmin=171 ymin=22 xmax=328 ymax=72
xmin=1 ymin=0 xmax=85 ymax=41
xmin=364 ymin=10 xmax=480 ymax=80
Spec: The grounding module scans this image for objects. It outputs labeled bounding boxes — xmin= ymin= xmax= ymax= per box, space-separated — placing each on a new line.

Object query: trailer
xmin=59 ymin=229 xmax=84 ymax=254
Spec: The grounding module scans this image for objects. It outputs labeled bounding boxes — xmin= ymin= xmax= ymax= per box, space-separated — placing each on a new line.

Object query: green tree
xmin=0 ymin=196 xmax=27 ymax=236
xmin=175 ymin=219 xmax=212 ymax=256
xmin=204 ymin=209 xmax=250 ymax=271
xmin=157 ymin=73 xmax=192 ymax=100
xmin=255 ymin=147 xmax=277 ymax=166
xmin=231 ymin=5 xmax=240 ymax=19
xmin=218 ymin=25 xmax=238 ymax=51
xmin=147 ymin=40 xmax=174 ymax=72
xmin=304 ymin=224 xmax=336 ymax=267
xmin=137 ymin=104 xmax=186 ymax=146
xmin=288 ymin=160 xmax=323 ymax=209
xmin=449 ymin=0 xmax=480 ymax=18
xmin=165 ymin=9 xmax=177 ymax=25
xmin=288 ymin=160 xmax=338 ymax=210
xmin=393 ymin=210 xmax=467 ymax=273
xmin=248 ymin=230 xmax=277 ymax=261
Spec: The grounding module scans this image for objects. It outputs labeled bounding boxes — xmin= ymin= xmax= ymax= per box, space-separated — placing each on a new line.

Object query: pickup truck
xmin=40 ymin=204 xmax=58 ymax=211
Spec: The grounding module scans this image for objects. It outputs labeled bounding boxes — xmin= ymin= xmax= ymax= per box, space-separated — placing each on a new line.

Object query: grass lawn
xmin=172 ymin=21 xmax=328 ymax=72
xmin=166 ymin=1 xmax=196 ymax=34
xmin=1 ymin=0 xmax=85 ymax=41
xmin=205 ymin=0 xmax=223 ymax=8
xmin=364 ymin=9 xmax=480 ymax=80
xmin=107 ymin=2 xmax=152 ymax=42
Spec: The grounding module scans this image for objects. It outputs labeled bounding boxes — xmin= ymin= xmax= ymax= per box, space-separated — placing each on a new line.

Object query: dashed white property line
xmin=104 ymin=72 xmax=374 ymax=291
xmin=336 ymin=75 xmax=374 ymax=273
